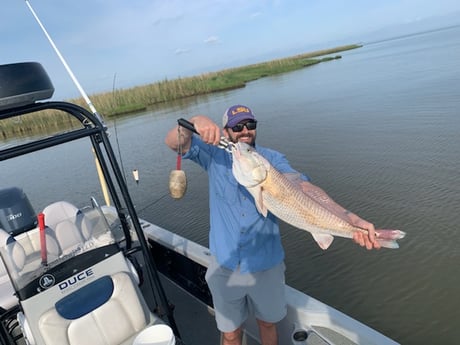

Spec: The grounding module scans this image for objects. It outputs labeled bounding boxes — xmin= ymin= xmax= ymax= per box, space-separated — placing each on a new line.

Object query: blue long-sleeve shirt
xmin=184 ymin=136 xmax=309 ymax=273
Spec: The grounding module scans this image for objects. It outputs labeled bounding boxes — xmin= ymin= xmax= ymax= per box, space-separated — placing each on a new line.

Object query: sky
xmin=2 ymin=0 xmax=460 ymax=99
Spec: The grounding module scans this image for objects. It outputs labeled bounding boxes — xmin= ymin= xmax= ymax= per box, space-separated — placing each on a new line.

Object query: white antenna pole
xmin=24 ymin=0 xmax=102 ymax=122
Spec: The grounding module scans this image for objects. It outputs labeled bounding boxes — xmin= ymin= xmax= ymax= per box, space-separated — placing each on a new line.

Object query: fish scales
xmin=231 ymin=142 xmax=405 ymax=249
xmin=254 ymin=166 xmax=366 ymax=238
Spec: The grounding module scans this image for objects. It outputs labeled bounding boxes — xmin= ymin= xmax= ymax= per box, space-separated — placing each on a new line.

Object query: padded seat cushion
xmin=55 ymin=276 xmax=114 ymax=320
xmin=39 ymin=272 xmax=149 ymax=345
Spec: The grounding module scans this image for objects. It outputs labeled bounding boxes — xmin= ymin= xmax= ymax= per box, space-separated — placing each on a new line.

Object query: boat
xmin=0 ymin=62 xmax=399 ymax=345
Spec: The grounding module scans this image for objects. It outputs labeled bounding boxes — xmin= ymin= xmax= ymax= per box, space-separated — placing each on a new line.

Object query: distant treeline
xmin=1 ymin=44 xmax=361 ymax=140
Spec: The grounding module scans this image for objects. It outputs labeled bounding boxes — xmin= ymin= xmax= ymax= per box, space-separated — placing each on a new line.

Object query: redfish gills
xmin=231 ymin=142 xmax=405 ymax=250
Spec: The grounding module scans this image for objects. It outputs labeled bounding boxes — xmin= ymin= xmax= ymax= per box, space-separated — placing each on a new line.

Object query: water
xmin=2 ymin=25 xmax=460 ymax=345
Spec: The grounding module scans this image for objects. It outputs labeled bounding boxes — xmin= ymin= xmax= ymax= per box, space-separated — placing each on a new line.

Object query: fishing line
xmin=110 ymin=72 xmax=128 ymax=185
xmin=136 ymin=190 xmax=171 ymax=214
xmin=112 ymin=118 xmax=128 ymax=185
xmin=138 ymin=167 xmax=205 ymax=214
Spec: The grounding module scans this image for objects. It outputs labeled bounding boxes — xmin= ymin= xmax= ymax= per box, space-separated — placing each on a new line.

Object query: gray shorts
xmin=205 ymin=257 xmax=287 ymax=332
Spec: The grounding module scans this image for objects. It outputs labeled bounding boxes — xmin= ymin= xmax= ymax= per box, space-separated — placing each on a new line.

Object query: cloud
xmin=175 ymin=48 xmax=191 ymax=55
xmin=204 ymin=36 xmax=220 ymax=44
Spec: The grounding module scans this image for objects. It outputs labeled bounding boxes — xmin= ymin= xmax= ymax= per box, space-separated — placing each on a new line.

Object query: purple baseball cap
xmin=222 ymin=105 xmax=256 ymax=128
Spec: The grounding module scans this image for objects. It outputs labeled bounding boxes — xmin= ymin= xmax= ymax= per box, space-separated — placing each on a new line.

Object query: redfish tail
xmin=375 ymin=229 xmax=406 ymax=249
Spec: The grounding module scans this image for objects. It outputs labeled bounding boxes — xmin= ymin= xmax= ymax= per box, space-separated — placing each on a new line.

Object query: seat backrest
xmin=38 ymin=271 xmax=151 ymax=345
xmin=42 ymin=201 xmax=93 ymax=255
xmin=0 ymin=259 xmax=16 ymax=311
xmin=0 ymin=228 xmax=41 ymax=309
xmin=0 ymin=229 xmax=26 ymax=272
xmin=0 ymin=227 xmax=61 ymax=308
xmin=0 ymin=228 xmax=20 ymax=310
xmin=14 ymin=227 xmax=60 ymax=265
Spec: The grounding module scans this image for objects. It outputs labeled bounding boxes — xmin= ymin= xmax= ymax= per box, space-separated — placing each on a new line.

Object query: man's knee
xmin=257 ymin=319 xmax=276 ymax=329
xmin=222 ymin=327 xmax=242 ymax=344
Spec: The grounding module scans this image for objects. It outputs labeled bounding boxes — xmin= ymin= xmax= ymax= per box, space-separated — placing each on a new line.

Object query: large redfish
xmin=231 ymin=142 xmax=405 ymax=249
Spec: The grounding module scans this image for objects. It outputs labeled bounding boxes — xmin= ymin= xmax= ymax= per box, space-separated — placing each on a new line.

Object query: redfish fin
xmin=252 ymin=187 xmax=268 ymax=217
xmin=311 ymin=233 xmax=334 ymax=250
xmin=375 ymin=229 xmax=406 ymax=249
xmin=376 ymin=239 xmax=400 ymax=249
xmin=375 ymin=229 xmax=406 ymax=240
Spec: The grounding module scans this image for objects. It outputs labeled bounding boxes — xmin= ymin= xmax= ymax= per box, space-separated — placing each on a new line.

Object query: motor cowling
xmin=0 ymin=187 xmax=37 ymax=235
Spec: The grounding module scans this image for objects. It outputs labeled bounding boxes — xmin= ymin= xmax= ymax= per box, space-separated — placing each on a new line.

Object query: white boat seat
xmin=1 ymin=228 xmax=60 ymax=273
xmin=0 ymin=230 xmax=26 ymax=272
xmin=38 ymin=271 xmax=151 ymax=345
xmin=42 ymin=201 xmax=94 ymax=255
xmin=0 ymin=227 xmax=60 ymax=309
xmin=13 ymin=227 xmax=60 ymax=268
xmin=0 ymin=255 xmax=16 ymax=311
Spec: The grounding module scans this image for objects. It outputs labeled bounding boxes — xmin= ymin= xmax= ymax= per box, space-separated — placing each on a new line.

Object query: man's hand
xmin=348 ymin=213 xmax=381 ymax=250
xmin=191 ymin=115 xmax=222 ymax=146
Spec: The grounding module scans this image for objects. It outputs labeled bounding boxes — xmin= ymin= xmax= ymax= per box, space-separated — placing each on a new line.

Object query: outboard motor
xmin=0 ymin=187 xmax=37 ymax=235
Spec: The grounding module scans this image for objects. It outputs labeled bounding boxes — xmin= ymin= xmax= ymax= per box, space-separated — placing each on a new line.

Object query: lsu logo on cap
xmin=223 ymin=104 xmax=255 ymax=127
xmin=231 ymin=106 xmax=250 ymax=116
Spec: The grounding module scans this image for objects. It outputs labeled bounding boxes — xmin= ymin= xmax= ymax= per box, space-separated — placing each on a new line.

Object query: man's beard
xmin=227 ymin=132 xmax=256 ymax=146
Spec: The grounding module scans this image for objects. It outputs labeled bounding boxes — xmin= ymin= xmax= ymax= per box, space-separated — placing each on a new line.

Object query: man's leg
xmin=257 ymin=319 xmax=278 ymax=345
xmin=221 ymin=327 xmax=243 ymax=345
xmin=206 ymin=257 xmax=248 ymax=345
xmin=248 ymin=262 xmax=286 ymax=345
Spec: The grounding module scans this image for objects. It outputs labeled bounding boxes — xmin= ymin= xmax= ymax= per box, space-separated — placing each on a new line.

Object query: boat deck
xmin=158 ymin=275 xmax=221 ymax=345
xmin=156 ymin=275 xmax=355 ymax=345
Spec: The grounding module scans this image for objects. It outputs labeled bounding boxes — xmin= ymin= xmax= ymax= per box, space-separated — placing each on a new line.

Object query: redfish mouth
xmin=232 ymin=143 xmax=268 ymax=187
xmin=232 ymin=145 xmax=242 ymax=158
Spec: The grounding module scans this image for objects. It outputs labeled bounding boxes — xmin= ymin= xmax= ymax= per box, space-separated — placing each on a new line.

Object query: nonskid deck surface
xmin=151 ymin=264 xmax=359 ymax=345
xmin=155 ymin=275 xmax=221 ymax=345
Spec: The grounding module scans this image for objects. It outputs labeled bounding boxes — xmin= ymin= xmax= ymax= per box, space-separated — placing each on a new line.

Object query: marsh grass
xmin=1 ymin=44 xmax=360 ymax=139
xmin=0 ymin=109 xmax=83 ymax=140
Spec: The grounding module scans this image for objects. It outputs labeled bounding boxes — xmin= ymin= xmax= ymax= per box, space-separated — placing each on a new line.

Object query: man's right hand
xmin=190 ymin=115 xmax=222 ymax=146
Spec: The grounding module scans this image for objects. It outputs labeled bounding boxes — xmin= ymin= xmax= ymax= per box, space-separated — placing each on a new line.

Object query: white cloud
xmin=204 ymin=36 xmax=220 ymax=44
xmin=175 ymin=48 xmax=191 ymax=55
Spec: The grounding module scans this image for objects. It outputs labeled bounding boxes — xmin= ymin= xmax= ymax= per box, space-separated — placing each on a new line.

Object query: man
xmin=165 ymin=105 xmax=379 ymax=345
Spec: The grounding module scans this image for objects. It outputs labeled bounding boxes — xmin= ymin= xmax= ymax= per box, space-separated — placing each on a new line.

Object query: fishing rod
xmin=24 ymin=0 xmax=111 ymax=205
xmin=24 ymin=1 xmax=181 ymax=337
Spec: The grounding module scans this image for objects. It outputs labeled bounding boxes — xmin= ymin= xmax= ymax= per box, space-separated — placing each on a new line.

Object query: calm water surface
xmin=2 ymin=25 xmax=459 ymax=345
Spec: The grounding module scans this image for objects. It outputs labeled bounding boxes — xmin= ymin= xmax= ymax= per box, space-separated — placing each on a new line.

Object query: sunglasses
xmin=229 ymin=120 xmax=257 ymax=132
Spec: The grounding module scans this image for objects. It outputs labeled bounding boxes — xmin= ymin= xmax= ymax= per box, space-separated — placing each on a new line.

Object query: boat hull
xmin=141 ymin=219 xmax=399 ymax=345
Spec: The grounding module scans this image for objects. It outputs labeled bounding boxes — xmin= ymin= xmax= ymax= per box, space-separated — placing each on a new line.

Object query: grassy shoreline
xmin=1 ymin=44 xmax=361 ymax=139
